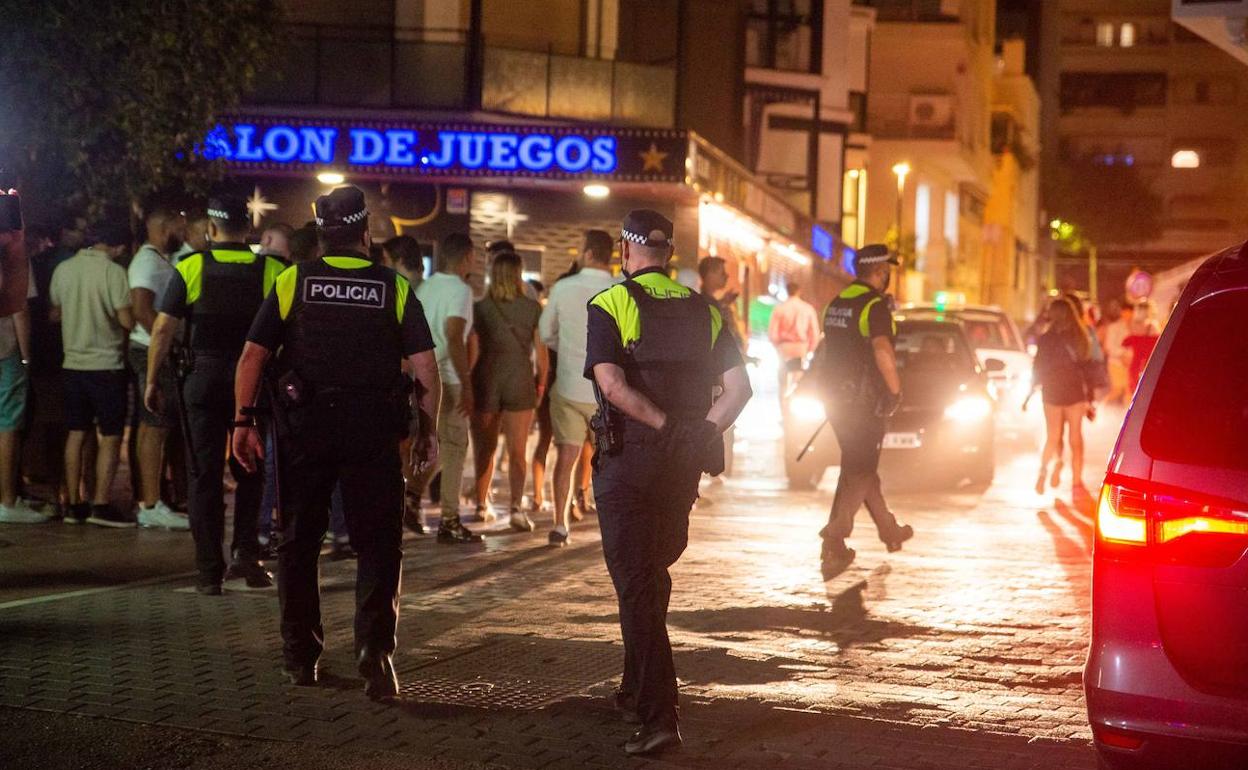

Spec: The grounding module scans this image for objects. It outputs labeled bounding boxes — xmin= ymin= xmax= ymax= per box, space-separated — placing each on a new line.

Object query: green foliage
xmin=0 ymin=0 xmax=280 ymax=219
xmin=1047 ymin=161 xmax=1163 ymax=249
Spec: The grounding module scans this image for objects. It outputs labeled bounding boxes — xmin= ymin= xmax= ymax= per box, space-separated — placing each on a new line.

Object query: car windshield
xmin=895 ymin=327 xmax=974 ymax=374
xmin=960 ymin=316 xmax=1022 ymax=351
xmin=1141 ymin=289 xmax=1248 ymax=472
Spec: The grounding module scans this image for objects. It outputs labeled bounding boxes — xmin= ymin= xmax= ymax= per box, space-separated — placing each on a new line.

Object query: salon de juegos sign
xmin=202 ymin=116 xmax=687 ymax=183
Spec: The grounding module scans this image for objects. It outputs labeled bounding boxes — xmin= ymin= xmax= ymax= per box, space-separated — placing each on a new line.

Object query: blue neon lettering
xmin=263 ymin=126 xmax=300 ymax=162
xmin=385 ymin=130 xmax=418 ymax=166
xmin=349 ymin=129 xmax=385 ymax=164
xmin=517 ymin=135 xmax=553 ymax=170
xmin=425 ymin=133 xmax=456 ymax=167
xmin=298 ymin=127 xmax=338 ymax=163
xmin=590 ymin=136 xmax=617 ymax=173
xmin=554 ymin=136 xmax=592 ymax=172
xmin=488 ymin=134 xmax=519 ymax=170
xmin=233 ymin=124 xmax=265 ymax=161
xmin=457 ymin=133 xmax=488 ymax=169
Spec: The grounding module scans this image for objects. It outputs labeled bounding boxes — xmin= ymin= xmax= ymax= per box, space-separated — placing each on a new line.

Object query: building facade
xmin=221 ymin=0 xmax=855 ymax=335
xmin=864 ymin=0 xmax=998 ymax=303
xmin=1039 ymin=0 xmax=1248 ymax=301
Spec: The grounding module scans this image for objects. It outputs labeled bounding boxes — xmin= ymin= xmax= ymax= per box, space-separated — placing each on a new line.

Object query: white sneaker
xmin=509 ymin=509 xmax=535 ymax=533
xmin=0 ymin=501 xmax=51 ymax=524
xmin=137 ymin=504 xmax=190 ymax=531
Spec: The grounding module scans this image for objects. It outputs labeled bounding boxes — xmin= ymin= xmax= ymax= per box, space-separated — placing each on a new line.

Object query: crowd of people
xmin=2 ymin=203 xmax=689 ymax=571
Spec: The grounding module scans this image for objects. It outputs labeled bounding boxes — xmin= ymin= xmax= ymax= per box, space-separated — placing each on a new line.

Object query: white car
xmin=898 ymin=305 xmax=1035 ymax=437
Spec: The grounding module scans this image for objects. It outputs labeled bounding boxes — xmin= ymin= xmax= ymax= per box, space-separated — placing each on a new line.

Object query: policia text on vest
xmin=582 ymin=208 xmax=753 ymax=757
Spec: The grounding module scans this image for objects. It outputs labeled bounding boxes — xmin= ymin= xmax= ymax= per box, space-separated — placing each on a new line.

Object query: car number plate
xmin=882 ymin=432 xmax=921 ymax=449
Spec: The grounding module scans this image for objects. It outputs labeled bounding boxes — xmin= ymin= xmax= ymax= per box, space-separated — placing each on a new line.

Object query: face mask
xmin=881 ymin=271 xmax=892 ymax=293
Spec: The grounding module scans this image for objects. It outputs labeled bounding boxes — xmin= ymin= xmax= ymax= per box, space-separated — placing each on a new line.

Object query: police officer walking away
xmin=146 ymin=192 xmax=285 ymax=593
xmin=586 ymin=210 xmax=752 ymax=755
xmin=815 ymin=243 xmax=913 ymax=577
xmin=232 ymin=187 xmax=439 ymax=699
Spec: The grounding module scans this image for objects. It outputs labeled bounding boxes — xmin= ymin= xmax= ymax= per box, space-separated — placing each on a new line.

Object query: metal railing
xmin=246 ymin=24 xmax=676 ymax=127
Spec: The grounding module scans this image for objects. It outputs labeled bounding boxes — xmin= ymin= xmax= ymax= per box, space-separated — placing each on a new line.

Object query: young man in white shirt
xmin=127 ymin=206 xmax=188 ymax=530
xmin=412 ymin=233 xmax=481 ymax=544
xmin=538 ymin=230 xmax=618 ymax=546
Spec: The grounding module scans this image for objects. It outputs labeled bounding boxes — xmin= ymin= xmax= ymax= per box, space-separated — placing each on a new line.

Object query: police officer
xmin=231 ymin=186 xmax=440 ymax=699
xmin=815 ymin=243 xmax=914 ymax=576
xmin=145 ymin=191 xmax=285 ymax=594
xmin=585 ymin=210 xmax=752 ymax=755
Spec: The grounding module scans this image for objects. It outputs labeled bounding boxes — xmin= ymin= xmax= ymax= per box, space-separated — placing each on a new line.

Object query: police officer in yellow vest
xmin=816 ymin=243 xmax=913 ymax=576
xmin=231 ymin=186 xmax=440 ymax=699
xmin=585 ymin=210 xmax=752 ymax=756
xmin=146 ymin=192 xmax=285 ymax=594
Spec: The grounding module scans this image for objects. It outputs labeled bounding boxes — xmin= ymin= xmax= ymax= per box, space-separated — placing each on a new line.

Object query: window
xmin=1096 ymin=22 xmax=1115 ymax=47
xmin=746 ymin=0 xmax=818 ymax=73
xmin=1142 ymin=289 xmax=1248 ymax=471
xmin=1060 ymin=72 xmax=1167 ymax=111
xmin=1120 ymin=22 xmax=1137 ymax=47
xmin=944 ymin=190 xmax=959 ymax=248
xmin=915 ymin=182 xmax=932 ymax=257
xmin=841 ymin=168 xmax=866 ymax=248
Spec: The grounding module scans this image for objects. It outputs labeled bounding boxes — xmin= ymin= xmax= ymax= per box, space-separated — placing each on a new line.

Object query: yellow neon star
xmin=639 ymin=143 xmax=668 ymax=173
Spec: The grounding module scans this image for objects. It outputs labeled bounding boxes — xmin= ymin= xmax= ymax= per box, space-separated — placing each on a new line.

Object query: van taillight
xmin=1097 ymin=479 xmax=1248 ymax=566
xmin=1097 ymin=483 xmax=1147 ymax=545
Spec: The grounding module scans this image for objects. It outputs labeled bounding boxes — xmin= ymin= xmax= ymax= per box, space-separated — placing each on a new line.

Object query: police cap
xmin=0 ymin=191 xmax=21 ymax=233
xmin=854 ymin=243 xmax=899 ymax=272
xmin=315 ymin=186 xmax=369 ymax=230
xmin=621 ymin=209 xmax=673 ymax=249
xmin=206 ymin=190 xmax=250 ymax=226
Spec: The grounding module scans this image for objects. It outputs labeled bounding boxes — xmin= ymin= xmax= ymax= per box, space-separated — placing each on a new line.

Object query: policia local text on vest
xmin=812 ymin=243 xmax=913 ymax=577
xmin=231 ymin=186 xmax=441 ymax=701
xmin=584 ymin=209 xmax=753 ymax=757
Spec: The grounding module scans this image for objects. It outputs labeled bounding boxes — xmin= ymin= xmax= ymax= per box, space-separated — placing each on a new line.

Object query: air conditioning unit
xmin=908 ymin=94 xmax=954 ymax=136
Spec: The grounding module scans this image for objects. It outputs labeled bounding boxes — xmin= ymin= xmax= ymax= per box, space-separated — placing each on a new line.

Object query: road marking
xmin=0 ymin=570 xmax=198 ymax=612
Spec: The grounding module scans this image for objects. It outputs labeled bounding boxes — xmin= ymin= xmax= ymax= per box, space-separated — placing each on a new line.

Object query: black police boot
xmin=357 ymin=647 xmax=399 ymax=701
xmin=285 ymin=663 xmax=318 ymax=687
xmin=437 ymin=516 xmax=483 ymax=544
xmin=820 ymin=539 xmax=856 ymax=579
xmin=624 ymin=721 xmax=682 ymax=756
xmin=882 ymin=524 xmax=914 ymax=553
xmin=403 ymin=493 xmax=426 ymax=535
xmin=224 ymin=558 xmax=275 ymax=589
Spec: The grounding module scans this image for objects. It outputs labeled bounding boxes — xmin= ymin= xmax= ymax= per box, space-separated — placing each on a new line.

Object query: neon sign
xmin=204 ymin=121 xmax=622 ymax=177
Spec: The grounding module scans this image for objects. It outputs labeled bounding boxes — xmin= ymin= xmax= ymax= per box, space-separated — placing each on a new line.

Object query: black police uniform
xmin=816 ymin=247 xmax=910 ymax=558
xmin=158 ymin=197 xmax=286 ymax=591
xmin=245 ymin=190 xmax=434 ymax=685
xmin=584 ymin=220 xmax=742 ymax=735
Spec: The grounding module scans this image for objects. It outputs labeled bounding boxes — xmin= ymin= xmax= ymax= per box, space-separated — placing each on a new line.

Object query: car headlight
xmin=944 ymin=396 xmax=992 ymax=422
xmin=789 ymin=394 xmax=826 ymax=423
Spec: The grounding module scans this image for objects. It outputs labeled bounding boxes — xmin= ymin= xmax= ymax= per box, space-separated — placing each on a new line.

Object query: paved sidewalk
xmin=0 ymin=428 xmax=1105 ymax=769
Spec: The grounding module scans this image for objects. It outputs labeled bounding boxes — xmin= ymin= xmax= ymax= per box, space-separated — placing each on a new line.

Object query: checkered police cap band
xmin=316 ymin=208 xmax=368 ymax=227
xmin=207 ymin=208 xmax=229 ymax=220
xmin=857 ymin=251 xmax=893 ymax=265
xmin=621 ymin=228 xmax=671 ymax=247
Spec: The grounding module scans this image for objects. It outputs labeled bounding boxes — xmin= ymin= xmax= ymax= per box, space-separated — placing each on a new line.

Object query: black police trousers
xmin=594 ymin=435 xmax=701 ymax=728
xmin=184 ymin=355 xmax=262 ymax=586
xmin=276 ymin=393 xmax=404 ymax=670
xmin=823 ymin=408 xmax=902 ymax=542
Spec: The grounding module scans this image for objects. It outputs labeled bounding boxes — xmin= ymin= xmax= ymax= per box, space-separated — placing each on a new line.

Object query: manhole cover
xmin=399 ymin=637 xmax=621 ymax=709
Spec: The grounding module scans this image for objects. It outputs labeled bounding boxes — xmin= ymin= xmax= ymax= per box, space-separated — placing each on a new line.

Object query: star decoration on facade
xmin=246 ymin=186 xmax=278 ymax=230
xmin=639 ymin=143 xmax=668 ymax=173
xmin=500 ymin=197 xmax=529 ymax=239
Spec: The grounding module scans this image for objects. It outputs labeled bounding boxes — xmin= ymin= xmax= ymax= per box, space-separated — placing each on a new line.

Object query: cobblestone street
xmin=0 ymin=419 xmax=1108 ymax=769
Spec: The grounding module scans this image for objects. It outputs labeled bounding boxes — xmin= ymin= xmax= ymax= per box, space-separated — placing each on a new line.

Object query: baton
xmin=796 ymin=419 xmax=829 ymax=463
xmin=260 ymin=377 xmax=283 ymax=533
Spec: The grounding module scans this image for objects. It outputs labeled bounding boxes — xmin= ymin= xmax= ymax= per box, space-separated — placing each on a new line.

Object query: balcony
xmin=246 ymin=24 xmax=676 ymax=128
